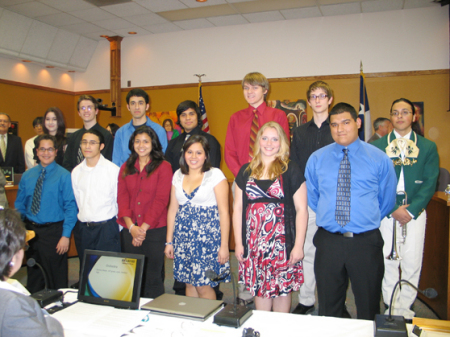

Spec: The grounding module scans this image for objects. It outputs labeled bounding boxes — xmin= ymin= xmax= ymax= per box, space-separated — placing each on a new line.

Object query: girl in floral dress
xmin=233 ymin=121 xmax=308 ymax=312
xmin=165 ymin=135 xmax=230 ymax=299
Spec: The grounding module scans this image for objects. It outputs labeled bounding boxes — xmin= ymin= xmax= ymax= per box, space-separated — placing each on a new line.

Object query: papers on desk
xmin=52 ymin=302 xmax=148 ymax=337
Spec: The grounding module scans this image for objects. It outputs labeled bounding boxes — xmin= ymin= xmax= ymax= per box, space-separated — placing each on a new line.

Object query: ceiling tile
xmin=21 ymin=20 xmax=57 ymax=58
xmin=207 ymin=14 xmax=248 ymax=26
xmin=112 ymin=26 xmax=152 ymax=36
xmin=7 ymin=1 xmax=59 ymax=17
xmin=0 ymin=9 xmax=32 ymax=52
xmin=123 ymin=12 xmax=167 ymax=26
xmin=36 ymin=12 xmax=84 ymax=26
xmin=233 ymin=0 xmax=315 ymax=14
xmin=318 ymin=0 xmax=360 ymax=4
xmin=134 ymin=0 xmax=186 ymax=12
xmin=404 ymin=0 xmax=441 ymax=9
xmin=143 ymin=22 xmax=182 ymax=33
xmin=69 ymin=7 xmax=116 ymax=21
xmin=281 ymin=6 xmax=322 ymax=19
xmin=81 ymin=30 xmax=116 ymax=40
xmin=0 ymin=0 xmax=32 ymax=6
xmin=320 ymin=2 xmax=361 ymax=16
xmin=101 ymin=2 xmax=150 ymax=17
xmin=179 ymin=0 xmax=227 ymax=8
xmin=47 ymin=29 xmax=79 ymax=64
xmin=96 ymin=17 xmax=136 ymax=30
xmin=158 ymin=4 xmax=235 ymax=21
xmin=243 ymin=10 xmax=285 ymax=23
xmin=38 ymin=0 xmax=95 ymax=12
xmin=362 ymin=0 xmax=403 ymax=13
xmin=69 ymin=35 xmax=98 ymax=69
xmin=226 ymin=0 xmax=257 ymax=3
xmin=61 ymin=22 xmax=105 ymax=34
xmin=174 ymin=17 xmax=214 ymax=30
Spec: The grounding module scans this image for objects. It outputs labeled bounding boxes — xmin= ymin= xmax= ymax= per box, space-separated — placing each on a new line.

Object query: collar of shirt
xmin=308 ymin=117 xmax=330 ymax=129
xmin=393 ymin=129 xmax=412 ymax=140
xmin=184 ymin=125 xmax=202 ymax=138
xmin=38 ymin=160 xmax=57 ymax=174
xmin=0 ymin=280 xmax=29 ymax=295
xmin=249 ymin=102 xmax=267 ymax=116
xmin=332 ymin=138 xmax=362 ymax=158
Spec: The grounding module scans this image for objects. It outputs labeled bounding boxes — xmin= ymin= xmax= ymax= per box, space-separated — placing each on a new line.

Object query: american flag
xmin=199 ymin=83 xmax=210 ymax=133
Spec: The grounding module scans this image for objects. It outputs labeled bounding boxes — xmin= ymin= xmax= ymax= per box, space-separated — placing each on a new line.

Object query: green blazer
xmin=372 ymin=131 xmax=439 ymax=218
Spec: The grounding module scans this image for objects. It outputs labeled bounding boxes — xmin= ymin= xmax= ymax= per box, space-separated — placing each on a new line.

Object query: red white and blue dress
xmin=236 ymin=163 xmax=304 ymax=298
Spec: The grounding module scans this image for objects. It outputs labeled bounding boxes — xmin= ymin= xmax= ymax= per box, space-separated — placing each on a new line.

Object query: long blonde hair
xmin=246 ymin=121 xmax=290 ymax=180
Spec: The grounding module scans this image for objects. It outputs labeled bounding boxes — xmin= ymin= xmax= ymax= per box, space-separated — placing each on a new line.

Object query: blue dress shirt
xmin=305 ymin=138 xmax=397 ymax=234
xmin=112 ymin=117 xmax=168 ymax=167
xmin=15 ymin=161 xmax=77 ymax=238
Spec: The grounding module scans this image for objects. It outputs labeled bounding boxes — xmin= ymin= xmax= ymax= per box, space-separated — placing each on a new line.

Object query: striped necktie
xmin=31 ymin=168 xmax=46 ymax=216
xmin=249 ymin=109 xmax=258 ymax=161
xmin=335 ymin=149 xmax=351 ymax=226
xmin=0 ymin=135 xmax=6 ymax=161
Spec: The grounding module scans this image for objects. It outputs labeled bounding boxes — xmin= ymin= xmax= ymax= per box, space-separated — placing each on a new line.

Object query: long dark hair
xmin=43 ymin=107 xmax=66 ymax=149
xmin=0 ymin=209 xmax=26 ymax=281
xmin=179 ymin=135 xmax=211 ymax=175
xmin=123 ymin=126 xmax=164 ymax=178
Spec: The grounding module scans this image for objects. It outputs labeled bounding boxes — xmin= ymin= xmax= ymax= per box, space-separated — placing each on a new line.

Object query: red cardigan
xmin=117 ymin=159 xmax=172 ymax=230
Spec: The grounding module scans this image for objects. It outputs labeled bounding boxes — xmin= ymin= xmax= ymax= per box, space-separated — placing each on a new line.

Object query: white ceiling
xmin=0 ymin=0 xmax=442 ymax=41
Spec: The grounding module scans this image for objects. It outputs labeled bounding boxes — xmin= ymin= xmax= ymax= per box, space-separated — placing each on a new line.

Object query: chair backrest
xmin=436 ymin=167 xmax=450 ymax=192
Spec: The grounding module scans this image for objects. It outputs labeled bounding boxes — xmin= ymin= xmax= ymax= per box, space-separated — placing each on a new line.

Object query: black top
xmin=236 ymin=162 xmax=304 ymax=259
xmin=290 ymin=118 xmax=334 ymax=175
xmin=165 ymin=125 xmax=221 ymax=173
xmin=62 ymin=123 xmax=113 ymax=172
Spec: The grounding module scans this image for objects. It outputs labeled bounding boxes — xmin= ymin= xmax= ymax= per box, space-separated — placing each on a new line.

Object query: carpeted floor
xmin=15 ymin=253 xmax=440 ymax=320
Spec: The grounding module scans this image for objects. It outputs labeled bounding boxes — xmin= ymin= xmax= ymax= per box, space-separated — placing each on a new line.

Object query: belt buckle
xmin=343 ymin=232 xmax=354 ymax=238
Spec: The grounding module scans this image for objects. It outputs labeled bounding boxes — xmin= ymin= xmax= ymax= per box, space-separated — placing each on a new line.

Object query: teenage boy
xmin=372 ymin=98 xmax=439 ymax=319
xmin=305 ymin=103 xmax=397 ymax=320
xmin=225 ymin=72 xmax=289 ymax=305
xmin=166 ymin=100 xmax=221 ymax=173
xmin=113 ymin=88 xmax=167 ymax=167
xmin=71 ymin=130 xmax=121 ymax=263
xmin=25 ymin=117 xmax=44 ymax=170
xmin=290 ymin=80 xmax=334 ymax=315
xmin=15 ymin=134 xmax=77 ymax=293
xmin=63 ymin=95 xmax=113 ymax=172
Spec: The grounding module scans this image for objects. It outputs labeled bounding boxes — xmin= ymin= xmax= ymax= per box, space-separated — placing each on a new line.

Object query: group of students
xmin=0 ymin=71 xmax=440 ymax=336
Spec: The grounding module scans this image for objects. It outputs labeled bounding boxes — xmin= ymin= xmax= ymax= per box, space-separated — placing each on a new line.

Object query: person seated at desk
xmin=0 ymin=208 xmax=64 ymax=337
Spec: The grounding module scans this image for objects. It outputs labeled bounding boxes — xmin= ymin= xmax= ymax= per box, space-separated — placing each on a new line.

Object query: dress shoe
xmin=292 ymin=303 xmax=315 ymax=315
xmin=236 ymin=297 xmax=254 ymax=306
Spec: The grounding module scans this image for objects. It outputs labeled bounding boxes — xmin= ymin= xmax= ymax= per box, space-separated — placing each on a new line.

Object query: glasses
xmin=310 ymin=94 xmax=328 ymax=100
xmin=80 ymin=106 xmax=95 ymax=112
xmin=80 ymin=140 xmax=100 ymax=146
xmin=37 ymin=147 xmax=55 ymax=153
xmin=390 ymin=110 xmax=411 ymax=117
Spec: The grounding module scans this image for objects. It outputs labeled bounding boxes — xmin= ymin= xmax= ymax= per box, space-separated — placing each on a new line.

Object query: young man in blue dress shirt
xmin=15 ymin=135 xmax=77 ymax=293
xmin=305 ymin=102 xmax=397 ymax=320
xmin=113 ymin=88 xmax=167 ymax=167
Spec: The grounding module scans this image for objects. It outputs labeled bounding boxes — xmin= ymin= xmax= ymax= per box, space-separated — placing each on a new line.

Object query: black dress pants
xmin=121 ymin=226 xmax=166 ymax=299
xmin=25 ymin=220 xmax=68 ymax=293
xmin=314 ymin=227 xmax=384 ymax=320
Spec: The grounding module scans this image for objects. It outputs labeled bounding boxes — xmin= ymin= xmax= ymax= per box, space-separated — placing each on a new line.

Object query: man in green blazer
xmin=372 ymin=98 xmax=439 ymax=319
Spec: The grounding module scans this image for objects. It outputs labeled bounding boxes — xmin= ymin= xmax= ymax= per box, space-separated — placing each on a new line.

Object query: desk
xmin=419 ymin=192 xmax=450 ymax=319
xmin=53 ymin=294 xmax=375 ymax=337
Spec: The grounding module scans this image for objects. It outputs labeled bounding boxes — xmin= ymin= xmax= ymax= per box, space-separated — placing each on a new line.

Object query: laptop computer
xmin=78 ymin=249 xmax=145 ymax=309
xmin=141 ymin=293 xmax=223 ymax=321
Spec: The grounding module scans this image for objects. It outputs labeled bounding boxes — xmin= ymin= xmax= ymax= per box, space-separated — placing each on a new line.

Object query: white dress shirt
xmin=71 ymin=155 xmax=120 ymax=222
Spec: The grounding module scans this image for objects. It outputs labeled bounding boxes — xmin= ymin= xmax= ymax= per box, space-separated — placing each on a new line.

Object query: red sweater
xmin=117 ymin=159 xmax=172 ymax=230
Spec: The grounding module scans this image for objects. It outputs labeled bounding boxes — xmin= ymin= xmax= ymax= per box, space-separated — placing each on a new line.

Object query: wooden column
xmin=107 ymin=36 xmax=122 ymax=117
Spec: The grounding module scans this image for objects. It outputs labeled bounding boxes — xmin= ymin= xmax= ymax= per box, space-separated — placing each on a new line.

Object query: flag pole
xmin=194 ymin=74 xmax=210 ymax=133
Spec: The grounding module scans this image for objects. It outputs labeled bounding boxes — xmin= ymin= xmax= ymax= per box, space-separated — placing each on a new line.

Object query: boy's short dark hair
xmin=126 ymin=89 xmax=149 ymax=104
xmin=329 ymin=103 xmax=358 ymax=121
xmin=83 ymin=129 xmax=105 ymax=145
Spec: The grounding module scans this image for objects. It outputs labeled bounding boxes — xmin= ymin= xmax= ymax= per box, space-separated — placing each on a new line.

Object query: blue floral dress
xmin=172 ymin=168 xmax=230 ymax=287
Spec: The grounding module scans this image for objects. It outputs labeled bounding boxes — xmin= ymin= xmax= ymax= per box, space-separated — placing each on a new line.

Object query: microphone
xmin=27 ymin=258 xmax=63 ymax=308
xmin=207 ymin=268 xmax=253 ymax=328
xmin=375 ymin=279 xmax=438 ymax=337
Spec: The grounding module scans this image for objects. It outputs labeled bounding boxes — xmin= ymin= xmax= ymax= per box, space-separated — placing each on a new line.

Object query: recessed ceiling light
xmin=68 ymin=70 xmax=75 ymax=73
xmin=100 ymin=35 xmax=109 ymax=38
xmin=46 ymin=66 xmax=55 ymax=68
xmin=22 ymin=60 xmax=31 ymax=62
xmin=128 ymin=31 xmax=137 ymax=35
xmin=196 ymin=0 xmax=207 ymax=2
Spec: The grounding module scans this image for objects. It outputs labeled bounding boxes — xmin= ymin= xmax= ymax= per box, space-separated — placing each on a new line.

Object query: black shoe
xmin=292 ymin=303 xmax=314 ymax=315
xmin=236 ymin=297 xmax=254 ymax=306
